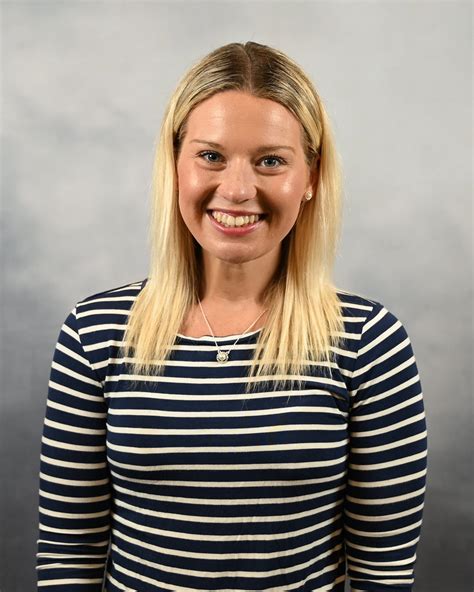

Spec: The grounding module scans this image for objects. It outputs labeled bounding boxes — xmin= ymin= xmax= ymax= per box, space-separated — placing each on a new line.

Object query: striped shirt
xmin=36 ymin=278 xmax=427 ymax=591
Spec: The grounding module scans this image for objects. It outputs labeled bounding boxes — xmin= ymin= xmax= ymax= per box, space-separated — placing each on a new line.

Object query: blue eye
xmin=261 ymin=155 xmax=286 ymax=168
xmin=199 ymin=151 xmax=221 ymax=163
xmin=198 ymin=151 xmax=286 ymax=168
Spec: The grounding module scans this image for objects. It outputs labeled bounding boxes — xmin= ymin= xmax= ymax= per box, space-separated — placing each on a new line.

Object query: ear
xmin=301 ymin=157 xmax=320 ymax=203
xmin=174 ymin=154 xmax=180 ymax=193
xmin=308 ymin=155 xmax=320 ymax=194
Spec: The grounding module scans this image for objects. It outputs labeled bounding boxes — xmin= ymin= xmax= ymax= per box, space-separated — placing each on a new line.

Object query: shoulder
xmin=73 ymin=278 xmax=147 ymax=337
xmin=76 ymin=278 xmax=147 ymax=313
xmin=335 ymin=286 xmax=390 ymax=335
xmin=53 ymin=279 xmax=147 ymax=383
xmin=334 ymin=286 xmax=413 ymax=355
xmin=335 ymin=286 xmax=406 ymax=326
xmin=77 ymin=277 xmax=147 ymax=305
xmin=334 ymin=287 xmax=418 ymax=397
xmin=335 ymin=289 xmax=422 ymax=408
xmin=336 ymin=287 xmax=382 ymax=319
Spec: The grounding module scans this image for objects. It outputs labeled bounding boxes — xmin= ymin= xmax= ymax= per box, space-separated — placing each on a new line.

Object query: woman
xmin=36 ymin=42 xmax=428 ymax=591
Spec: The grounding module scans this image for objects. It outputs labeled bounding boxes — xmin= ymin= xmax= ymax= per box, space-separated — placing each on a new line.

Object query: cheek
xmin=179 ymin=182 xmax=211 ymax=222
xmin=177 ymin=169 xmax=199 ymax=213
xmin=181 ymin=175 xmax=199 ymax=195
xmin=271 ymin=178 xmax=305 ymax=214
xmin=177 ymin=160 xmax=207 ymax=193
xmin=277 ymin=172 xmax=306 ymax=197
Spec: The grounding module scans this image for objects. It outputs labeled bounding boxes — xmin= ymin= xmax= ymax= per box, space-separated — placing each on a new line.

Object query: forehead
xmin=182 ymin=91 xmax=303 ymax=145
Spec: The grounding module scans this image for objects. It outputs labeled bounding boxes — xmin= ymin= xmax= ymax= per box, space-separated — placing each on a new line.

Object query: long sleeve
xmin=344 ymin=302 xmax=428 ymax=591
xmin=36 ymin=306 xmax=111 ymax=590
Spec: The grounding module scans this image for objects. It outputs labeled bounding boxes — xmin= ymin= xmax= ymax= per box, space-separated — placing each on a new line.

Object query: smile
xmin=207 ymin=210 xmax=267 ymax=235
xmin=210 ymin=210 xmax=265 ymax=227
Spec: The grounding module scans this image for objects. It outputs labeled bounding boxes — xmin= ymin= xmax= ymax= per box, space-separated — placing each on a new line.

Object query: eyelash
xmin=197 ymin=151 xmax=287 ymax=168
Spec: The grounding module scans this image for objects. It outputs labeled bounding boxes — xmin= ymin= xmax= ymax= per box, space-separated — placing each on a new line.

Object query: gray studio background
xmin=1 ymin=2 xmax=472 ymax=591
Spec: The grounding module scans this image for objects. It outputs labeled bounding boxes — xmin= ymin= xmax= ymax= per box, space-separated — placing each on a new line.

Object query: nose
xmin=217 ymin=159 xmax=258 ymax=203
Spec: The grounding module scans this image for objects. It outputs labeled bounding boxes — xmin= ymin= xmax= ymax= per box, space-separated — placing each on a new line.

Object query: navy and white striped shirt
xmin=36 ymin=278 xmax=427 ymax=591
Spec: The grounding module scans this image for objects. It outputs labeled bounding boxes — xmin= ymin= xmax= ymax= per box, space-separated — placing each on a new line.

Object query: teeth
xmin=211 ymin=211 xmax=262 ymax=227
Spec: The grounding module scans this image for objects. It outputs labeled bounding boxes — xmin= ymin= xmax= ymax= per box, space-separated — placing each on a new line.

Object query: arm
xmin=36 ymin=307 xmax=111 ymax=590
xmin=344 ymin=302 xmax=428 ymax=591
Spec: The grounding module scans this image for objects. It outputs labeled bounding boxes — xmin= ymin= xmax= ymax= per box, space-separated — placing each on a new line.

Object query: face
xmin=175 ymin=90 xmax=316 ymax=268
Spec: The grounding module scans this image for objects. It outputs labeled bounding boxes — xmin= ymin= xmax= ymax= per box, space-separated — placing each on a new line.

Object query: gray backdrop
xmin=1 ymin=1 xmax=472 ymax=591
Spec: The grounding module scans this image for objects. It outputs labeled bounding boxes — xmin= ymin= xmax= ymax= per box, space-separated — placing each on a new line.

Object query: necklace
xmin=198 ymin=300 xmax=267 ymax=363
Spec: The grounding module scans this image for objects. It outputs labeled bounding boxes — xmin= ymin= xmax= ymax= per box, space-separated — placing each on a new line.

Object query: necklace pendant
xmin=216 ymin=350 xmax=229 ymax=363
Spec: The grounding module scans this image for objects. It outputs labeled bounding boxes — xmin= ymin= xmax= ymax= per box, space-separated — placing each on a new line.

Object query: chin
xmin=216 ymin=253 xmax=260 ymax=265
xmin=209 ymin=245 xmax=273 ymax=265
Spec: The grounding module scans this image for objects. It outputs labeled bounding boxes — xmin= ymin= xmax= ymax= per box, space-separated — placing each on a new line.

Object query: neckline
xmin=176 ymin=327 xmax=262 ymax=342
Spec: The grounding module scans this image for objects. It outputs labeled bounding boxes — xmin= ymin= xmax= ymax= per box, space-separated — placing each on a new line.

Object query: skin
xmin=175 ymin=90 xmax=317 ymax=334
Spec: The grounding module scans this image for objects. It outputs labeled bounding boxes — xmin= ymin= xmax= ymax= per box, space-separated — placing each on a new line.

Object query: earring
xmin=304 ymin=191 xmax=313 ymax=201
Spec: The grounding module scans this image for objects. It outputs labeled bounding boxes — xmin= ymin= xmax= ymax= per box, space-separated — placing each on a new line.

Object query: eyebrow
xmin=190 ymin=139 xmax=295 ymax=153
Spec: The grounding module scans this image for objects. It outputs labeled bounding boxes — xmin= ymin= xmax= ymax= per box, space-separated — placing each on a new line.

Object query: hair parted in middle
xmin=122 ymin=41 xmax=347 ymax=395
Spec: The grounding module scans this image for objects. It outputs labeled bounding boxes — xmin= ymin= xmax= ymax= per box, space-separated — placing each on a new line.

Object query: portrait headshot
xmin=0 ymin=2 xmax=471 ymax=592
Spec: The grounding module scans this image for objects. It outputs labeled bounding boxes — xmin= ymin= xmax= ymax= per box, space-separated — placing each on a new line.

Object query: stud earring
xmin=304 ymin=191 xmax=313 ymax=201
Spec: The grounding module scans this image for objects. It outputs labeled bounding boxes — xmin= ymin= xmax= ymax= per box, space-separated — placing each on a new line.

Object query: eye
xmin=198 ymin=150 xmax=287 ymax=169
xmin=260 ymin=154 xmax=287 ymax=168
xmin=198 ymin=150 xmax=221 ymax=163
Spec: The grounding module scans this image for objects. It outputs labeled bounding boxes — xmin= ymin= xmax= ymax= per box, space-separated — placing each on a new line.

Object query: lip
xmin=207 ymin=211 xmax=265 ymax=235
xmin=207 ymin=208 xmax=267 ymax=217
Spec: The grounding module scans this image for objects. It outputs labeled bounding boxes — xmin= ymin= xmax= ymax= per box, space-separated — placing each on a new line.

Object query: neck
xmin=199 ymin=247 xmax=281 ymax=307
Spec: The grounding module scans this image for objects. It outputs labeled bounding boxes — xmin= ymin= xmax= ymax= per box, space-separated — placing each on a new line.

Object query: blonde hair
xmin=122 ymin=41 xmax=346 ymax=395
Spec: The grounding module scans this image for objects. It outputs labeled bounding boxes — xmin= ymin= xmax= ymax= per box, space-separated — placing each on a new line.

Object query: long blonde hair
xmin=122 ymin=41 xmax=346 ymax=395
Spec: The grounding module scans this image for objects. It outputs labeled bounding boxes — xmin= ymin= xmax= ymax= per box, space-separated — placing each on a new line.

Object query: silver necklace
xmin=198 ymin=300 xmax=267 ymax=363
